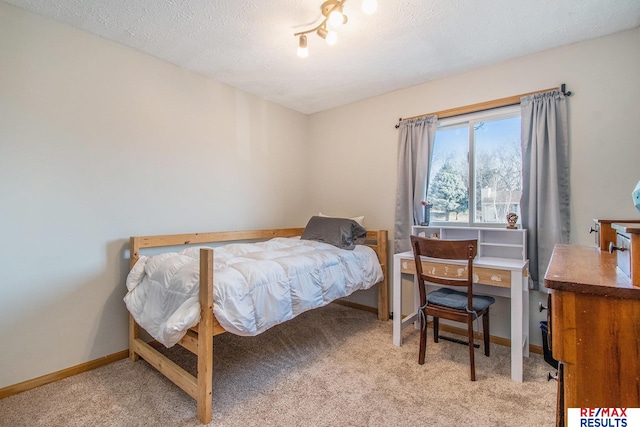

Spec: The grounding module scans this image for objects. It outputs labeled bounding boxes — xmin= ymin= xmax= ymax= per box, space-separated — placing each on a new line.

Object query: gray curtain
xmin=394 ymin=115 xmax=438 ymax=253
xmin=520 ymin=90 xmax=570 ymax=290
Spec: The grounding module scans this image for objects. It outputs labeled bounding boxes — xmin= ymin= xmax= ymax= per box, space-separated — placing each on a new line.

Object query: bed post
xmin=197 ymin=248 xmax=214 ymax=424
xmin=376 ymin=230 xmax=390 ymax=321
xmin=129 ymin=237 xmax=140 ymax=362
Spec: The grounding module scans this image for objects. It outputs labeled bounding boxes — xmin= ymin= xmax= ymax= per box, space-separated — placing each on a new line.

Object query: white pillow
xmin=318 ymin=212 xmax=365 ymax=227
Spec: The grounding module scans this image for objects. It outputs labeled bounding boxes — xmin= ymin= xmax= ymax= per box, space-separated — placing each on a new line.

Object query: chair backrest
xmin=410 ymin=235 xmax=477 ymax=308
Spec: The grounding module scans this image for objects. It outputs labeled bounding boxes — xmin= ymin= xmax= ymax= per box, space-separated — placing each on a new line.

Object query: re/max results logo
xmin=567 ymin=408 xmax=640 ymax=427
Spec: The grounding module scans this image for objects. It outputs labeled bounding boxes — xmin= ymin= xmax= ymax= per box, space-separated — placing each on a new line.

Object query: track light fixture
xmin=294 ymin=0 xmax=376 ymax=57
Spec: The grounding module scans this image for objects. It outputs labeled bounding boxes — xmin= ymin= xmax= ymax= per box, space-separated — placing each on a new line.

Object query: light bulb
xmin=317 ymin=27 xmax=338 ymax=46
xmin=326 ymin=30 xmax=338 ymax=46
xmin=362 ymin=0 xmax=377 ymax=14
xmin=297 ymin=46 xmax=309 ymax=58
xmin=328 ymin=10 xmax=345 ymax=27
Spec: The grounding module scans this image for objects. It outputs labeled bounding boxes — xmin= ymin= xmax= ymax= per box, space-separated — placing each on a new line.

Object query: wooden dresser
xmin=544 ymin=244 xmax=640 ymax=427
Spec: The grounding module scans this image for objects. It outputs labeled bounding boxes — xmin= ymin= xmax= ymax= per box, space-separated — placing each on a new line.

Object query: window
xmin=427 ymin=105 xmax=521 ymax=226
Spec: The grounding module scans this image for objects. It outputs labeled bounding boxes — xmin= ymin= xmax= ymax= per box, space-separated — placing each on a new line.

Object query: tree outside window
xmin=430 ymin=162 xmax=468 ymax=221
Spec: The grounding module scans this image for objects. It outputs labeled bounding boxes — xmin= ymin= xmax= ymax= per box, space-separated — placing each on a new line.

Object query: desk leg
xmin=393 ymin=255 xmax=402 ymax=346
xmin=523 ymin=282 xmax=530 ymax=358
xmin=510 ymin=267 xmax=526 ymax=382
xmin=393 ymin=255 xmax=420 ymax=347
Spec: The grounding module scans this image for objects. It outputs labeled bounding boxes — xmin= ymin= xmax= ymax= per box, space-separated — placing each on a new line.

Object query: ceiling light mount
xmin=321 ymin=0 xmax=343 ymax=17
xmin=297 ymin=34 xmax=309 ymax=58
xmin=293 ymin=0 xmax=376 ymax=57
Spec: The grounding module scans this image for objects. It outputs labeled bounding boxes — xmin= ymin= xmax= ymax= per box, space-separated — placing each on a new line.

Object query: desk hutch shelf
xmin=412 ymin=226 xmax=527 ymax=261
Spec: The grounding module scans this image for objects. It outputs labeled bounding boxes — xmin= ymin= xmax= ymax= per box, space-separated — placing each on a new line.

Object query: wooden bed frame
xmin=128 ymin=227 xmax=389 ymax=424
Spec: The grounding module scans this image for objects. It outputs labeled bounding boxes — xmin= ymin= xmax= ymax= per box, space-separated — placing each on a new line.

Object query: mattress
xmin=124 ymin=237 xmax=383 ymax=347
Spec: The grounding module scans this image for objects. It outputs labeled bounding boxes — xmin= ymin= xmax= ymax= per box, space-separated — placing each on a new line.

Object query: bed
xmin=125 ymin=222 xmax=389 ymax=424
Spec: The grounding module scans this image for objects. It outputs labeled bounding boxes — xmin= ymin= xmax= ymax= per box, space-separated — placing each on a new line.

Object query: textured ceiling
xmin=6 ymin=0 xmax=640 ymax=114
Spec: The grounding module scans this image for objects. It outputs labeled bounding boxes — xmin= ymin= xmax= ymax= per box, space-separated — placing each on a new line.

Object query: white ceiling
xmin=6 ymin=0 xmax=640 ymax=114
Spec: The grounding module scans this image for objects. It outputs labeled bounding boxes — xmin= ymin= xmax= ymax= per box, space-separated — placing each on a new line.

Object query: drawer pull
xmin=608 ymin=242 xmax=627 ymax=254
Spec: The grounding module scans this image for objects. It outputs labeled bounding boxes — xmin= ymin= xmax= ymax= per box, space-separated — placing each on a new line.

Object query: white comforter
xmin=124 ymin=237 xmax=383 ymax=347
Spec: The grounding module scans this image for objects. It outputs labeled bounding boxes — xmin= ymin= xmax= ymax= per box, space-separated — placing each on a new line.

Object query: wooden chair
xmin=410 ymin=235 xmax=495 ymax=381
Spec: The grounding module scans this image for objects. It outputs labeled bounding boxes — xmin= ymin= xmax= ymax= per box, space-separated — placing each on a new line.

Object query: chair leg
xmin=433 ymin=317 xmax=439 ymax=343
xmin=418 ymin=310 xmax=427 ymax=365
xmin=468 ymin=316 xmax=476 ymax=381
xmin=483 ymin=310 xmax=491 ymax=357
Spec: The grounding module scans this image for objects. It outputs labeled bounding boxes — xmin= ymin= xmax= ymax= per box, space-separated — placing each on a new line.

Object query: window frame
xmin=428 ymin=104 xmax=522 ymax=228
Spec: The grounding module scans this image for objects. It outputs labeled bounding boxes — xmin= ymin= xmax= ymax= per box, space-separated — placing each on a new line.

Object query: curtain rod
xmin=395 ymin=83 xmax=572 ymax=129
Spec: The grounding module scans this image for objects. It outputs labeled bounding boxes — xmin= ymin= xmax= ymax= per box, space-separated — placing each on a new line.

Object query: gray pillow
xmin=301 ymin=216 xmax=367 ymax=250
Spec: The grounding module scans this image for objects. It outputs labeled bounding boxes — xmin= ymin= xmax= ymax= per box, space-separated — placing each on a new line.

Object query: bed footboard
xmin=128 ymin=247 xmax=214 ymax=422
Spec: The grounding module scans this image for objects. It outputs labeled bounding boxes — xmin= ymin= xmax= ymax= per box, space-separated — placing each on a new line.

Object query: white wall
xmin=0 ymin=3 xmax=311 ymax=389
xmin=308 ymin=27 xmax=640 ymax=346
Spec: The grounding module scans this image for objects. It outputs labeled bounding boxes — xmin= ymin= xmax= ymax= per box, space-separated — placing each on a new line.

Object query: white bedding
xmin=124 ymin=237 xmax=383 ymax=347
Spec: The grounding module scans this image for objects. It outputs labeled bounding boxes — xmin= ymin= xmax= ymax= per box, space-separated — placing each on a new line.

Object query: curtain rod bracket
xmin=561 ymin=83 xmax=573 ymax=97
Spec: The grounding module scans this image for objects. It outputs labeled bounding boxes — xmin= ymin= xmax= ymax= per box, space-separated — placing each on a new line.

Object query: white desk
xmin=393 ymin=251 xmax=530 ymax=382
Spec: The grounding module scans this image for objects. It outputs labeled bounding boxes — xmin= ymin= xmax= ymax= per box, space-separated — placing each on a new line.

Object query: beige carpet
xmin=0 ymin=304 xmax=556 ymax=426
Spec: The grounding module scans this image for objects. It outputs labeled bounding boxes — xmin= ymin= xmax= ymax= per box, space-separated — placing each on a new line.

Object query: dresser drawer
xmin=592 ymin=221 xmax=600 ymax=248
xmin=399 ymin=258 xmax=511 ymax=288
xmin=611 ymin=222 xmax=640 ymax=286
xmin=616 ymin=232 xmax=631 ymax=278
